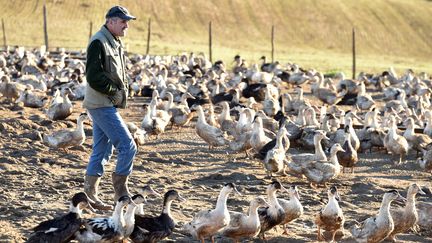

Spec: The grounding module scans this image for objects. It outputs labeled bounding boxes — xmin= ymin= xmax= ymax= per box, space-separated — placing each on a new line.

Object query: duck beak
xmin=150 ymin=189 xmax=162 ymax=198
xmin=418 ymin=188 xmax=427 ymax=195
xmin=323 ymin=136 xmax=330 ymax=141
xmin=130 ymin=200 xmax=138 ymax=207
xmin=178 ymin=194 xmax=187 ymax=202
xmin=294 ymin=190 xmax=300 ymax=200
xmin=335 ymin=191 xmax=341 ymax=202
xmin=396 ymin=194 xmax=407 ymax=203
xmin=281 ymin=185 xmax=289 ymax=193
xmin=84 ymin=199 xmax=97 ymax=213
xmin=233 ymin=187 xmax=242 ymax=196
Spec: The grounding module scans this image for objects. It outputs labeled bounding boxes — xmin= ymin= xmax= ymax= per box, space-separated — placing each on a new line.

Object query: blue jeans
xmin=86 ymin=107 xmax=137 ymax=176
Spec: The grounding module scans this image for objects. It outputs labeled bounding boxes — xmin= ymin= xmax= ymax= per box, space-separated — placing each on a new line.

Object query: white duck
xmin=383 ymin=116 xmax=409 ymax=164
xmin=278 ymin=185 xmax=303 ymax=235
xmin=300 ymin=143 xmax=345 ymax=186
xmin=221 ymin=196 xmax=269 ymax=242
xmin=43 ymin=113 xmax=88 ymax=152
xmin=46 ymin=87 xmax=74 ymax=120
xmin=263 ymin=126 xmax=289 ymax=178
xmin=258 ymin=180 xmax=287 ymax=240
xmin=315 ymin=186 xmax=344 ymax=242
xmin=387 ymin=184 xmax=426 ymax=242
xmin=195 ymin=105 xmax=228 ymax=150
xmin=183 ymin=183 xmax=240 ymax=243
xmin=250 ymin=116 xmax=272 ymax=153
xmin=350 ymin=190 xmax=405 ymax=243
xmin=74 ymin=195 xmax=134 ymax=242
xmin=124 ymin=194 xmax=146 ymax=239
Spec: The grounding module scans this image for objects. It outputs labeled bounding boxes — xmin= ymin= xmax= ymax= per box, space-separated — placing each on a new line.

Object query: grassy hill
xmin=1 ymin=0 xmax=431 ymax=76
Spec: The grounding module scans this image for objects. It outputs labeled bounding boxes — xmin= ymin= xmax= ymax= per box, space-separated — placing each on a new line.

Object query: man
xmin=82 ymin=6 xmax=137 ymax=210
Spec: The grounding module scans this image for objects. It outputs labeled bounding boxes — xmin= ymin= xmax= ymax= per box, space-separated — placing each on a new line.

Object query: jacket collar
xmin=100 ymin=25 xmax=122 ymax=50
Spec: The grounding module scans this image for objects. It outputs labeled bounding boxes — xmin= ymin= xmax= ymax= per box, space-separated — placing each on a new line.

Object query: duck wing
xmin=29 ymin=213 xmax=81 ymax=243
xmin=85 ymin=218 xmax=118 ymax=239
xmin=135 ymin=214 xmax=174 ymax=233
xmin=350 ymin=216 xmax=377 ymax=239
xmin=227 ymin=211 xmax=246 ymax=228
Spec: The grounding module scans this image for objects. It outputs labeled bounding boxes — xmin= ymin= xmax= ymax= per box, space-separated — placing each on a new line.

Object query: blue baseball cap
xmin=106 ymin=6 xmax=136 ymax=20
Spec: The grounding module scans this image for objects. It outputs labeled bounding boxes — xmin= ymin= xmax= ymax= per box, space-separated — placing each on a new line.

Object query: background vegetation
xmin=1 ymin=0 xmax=431 ymax=76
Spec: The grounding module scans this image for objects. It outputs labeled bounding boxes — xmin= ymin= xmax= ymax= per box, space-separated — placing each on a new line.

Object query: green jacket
xmin=83 ymin=25 xmax=128 ymax=109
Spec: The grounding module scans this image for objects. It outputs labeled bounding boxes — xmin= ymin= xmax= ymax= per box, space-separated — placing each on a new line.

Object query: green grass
xmin=0 ymin=0 xmax=431 ymax=76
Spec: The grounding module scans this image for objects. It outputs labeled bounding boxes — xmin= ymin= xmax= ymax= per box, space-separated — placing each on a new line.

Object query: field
xmin=0 ymin=93 xmax=431 ymax=242
xmin=1 ymin=0 xmax=432 ymax=242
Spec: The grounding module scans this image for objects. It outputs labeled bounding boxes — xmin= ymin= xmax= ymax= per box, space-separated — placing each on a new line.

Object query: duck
xmin=356 ymin=79 xmax=375 ymax=110
xmin=74 ymin=195 xmax=134 ymax=243
xmin=326 ymin=116 xmax=360 ymax=152
xmin=135 ymin=185 xmax=162 ymax=216
xmin=350 ymin=190 xmax=405 ymax=243
xmin=0 ymin=75 xmax=26 ymax=101
xmin=255 ymin=118 xmax=290 ymax=161
xmin=292 ymin=86 xmax=311 ymax=113
xmin=126 ymin=122 xmax=147 ymax=147
xmin=312 ymin=74 xmax=349 ymax=105
xmin=250 ymin=116 xmax=272 ymax=153
xmin=26 ymin=192 xmax=95 ymax=243
xmin=218 ymin=101 xmax=236 ymax=136
xmin=183 ymin=183 xmax=241 ymax=243
xmin=195 ymin=105 xmax=228 ymax=150
xmin=359 ymin=127 xmax=386 ymax=153
xmin=315 ymin=186 xmax=344 ymax=242
xmin=141 ymin=102 xmax=171 ymax=139
xmin=15 ymin=85 xmax=49 ymax=108
xmin=258 ymin=180 xmax=287 ymax=240
xmin=220 ymin=196 xmax=269 ymax=243
xmin=205 ymin=102 xmax=218 ymax=127
xmin=416 ymin=199 xmax=432 ymax=229
xmin=304 ymin=106 xmax=320 ymax=127
xmin=168 ymin=105 xmax=195 ymax=129
xmin=383 ymin=116 xmax=409 ymax=164
xmin=417 ymin=149 xmax=432 ymax=173
xmin=384 ymin=89 xmax=407 ymax=114
xmin=387 ymin=184 xmax=426 ymax=242
xmin=235 ymin=108 xmax=254 ymax=135
xmin=263 ymin=126 xmax=290 ymax=178
xmin=229 ymin=129 xmax=253 ymax=158
xmin=403 ymin=117 xmax=432 ymax=155
xmin=46 ymin=87 xmax=74 ymax=120
xmin=299 ymin=143 xmax=345 ymax=187
xmin=337 ymin=126 xmax=359 ymax=173
xmin=290 ymin=130 xmax=329 ymax=171
xmin=256 ymin=110 xmax=279 ymax=133
xmin=278 ymin=185 xmax=303 ymax=235
xmin=124 ymin=194 xmax=147 ymax=239
xmin=131 ymin=190 xmax=186 ymax=243
xmin=262 ymin=86 xmax=280 ymax=117
xmin=43 ymin=113 xmax=89 ymax=152
xmin=423 ymin=110 xmax=432 ymax=137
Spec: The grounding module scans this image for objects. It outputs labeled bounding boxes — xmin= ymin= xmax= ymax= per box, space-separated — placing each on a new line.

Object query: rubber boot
xmin=84 ymin=175 xmax=113 ymax=211
xmin=112 ymin=172 xmax=131 ymax=202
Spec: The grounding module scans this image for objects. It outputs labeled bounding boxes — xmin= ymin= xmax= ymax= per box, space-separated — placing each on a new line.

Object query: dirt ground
xmin=0 ymin=93 xmax=431 ymax=243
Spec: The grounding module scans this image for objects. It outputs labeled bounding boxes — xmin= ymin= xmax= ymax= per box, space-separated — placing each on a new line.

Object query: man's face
xmin=107 ymin=17 xmax=130 ymax=37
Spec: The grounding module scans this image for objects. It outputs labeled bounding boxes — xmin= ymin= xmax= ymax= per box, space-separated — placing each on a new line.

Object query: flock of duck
xmin=1 ymin=46 xmax=432 ymax=242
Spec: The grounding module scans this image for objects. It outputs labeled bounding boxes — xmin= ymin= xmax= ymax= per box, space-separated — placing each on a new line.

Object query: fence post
xmin=209 ymin=21 xmax=212 ymax=63
xmin=1 ymin=18 xmax=6 ymax=49
xmin=43 ymin=4 xmax=49 ymax=50
xmin=352 ymin=27 xmax=356 ymax=80
xmin=89 ymin=21 xmax=93 ymax=40
xmin=271 ymin=25 xmax=275 ymax=63
xmin=146 ymin=17 xmax=151 ymax=55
